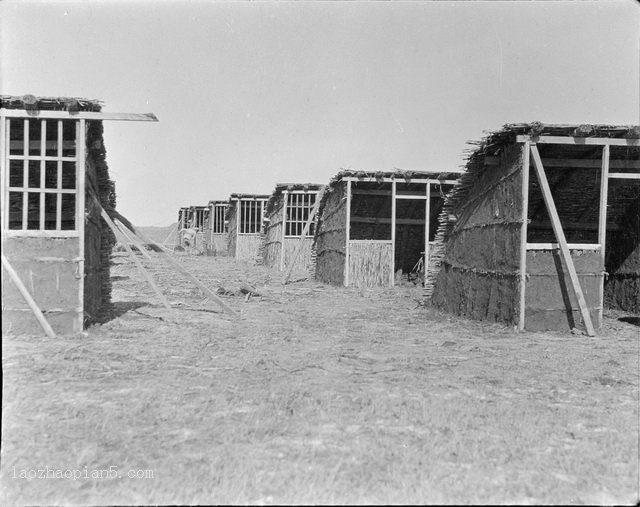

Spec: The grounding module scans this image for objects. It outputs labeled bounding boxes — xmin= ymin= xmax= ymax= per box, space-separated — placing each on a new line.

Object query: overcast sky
xmin=1 ymin=0 xmax=638 ymax=226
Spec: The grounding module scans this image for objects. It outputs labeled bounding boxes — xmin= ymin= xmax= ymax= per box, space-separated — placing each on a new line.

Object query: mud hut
xmin=262 ymin=183 xmax=324 ymax=273
xmin=177 ymin=206 xmax=189 ymax=232
xmin=227 ymin=193 xmax=269 ymax=261
xmin=314 ymin=170 xmax=461 ymax=288
xmin=175 ymin=205 xmax=209 ymax=252
xmin=429 ymin=122 xmax=639 ymax=335
xmin=203 ymin=199 xmax=228 ymax=255
xmin=1 ymin=95 xmax=157 ymax=334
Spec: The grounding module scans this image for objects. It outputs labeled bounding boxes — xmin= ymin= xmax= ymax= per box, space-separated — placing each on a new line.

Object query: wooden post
xmin=282 ymin=189 xmax=324 ymax=285
xmin=518 ymin=141 xmax=530 ymax=332
xmin=280 ymin=190 xmax=288 ymax=271
xmin=344 ymin=180 xmax=352 ymax=287
xmin=424 ymin=183 xmax=430 ymax=287
xmin=1 ymin=116 xmax=7 ymax=230
xmin=113 ymin=210 xmax=237 ymax=317
xmin=77 ymin=119 xmax=86 ymax=332
xmin=92 ymin=195 xmax=171 ymax=310
xmin=598 ymin=145 xmax=610 ymax=325
xmin=391 ymin=180 xmax=397 ymax=287
xmin=530 ymin=144 xmax=596 ymax=336
xmin=1 ymin=254 xmax=57 ymax=338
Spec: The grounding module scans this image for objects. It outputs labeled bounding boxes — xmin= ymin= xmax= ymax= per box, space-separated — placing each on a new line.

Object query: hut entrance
xmin=393 ymin=183 xmax=428 ymax=282
xmin=345 ymin=178 xmax=456 ymax=287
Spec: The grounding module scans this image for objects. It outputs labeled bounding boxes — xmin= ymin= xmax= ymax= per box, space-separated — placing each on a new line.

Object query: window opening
xmin=239 ymin=200 xmax=263 ymax=234
xmin=5 ymin=118 xmax=78 ymax=232
xmin=212 ymin=204 xmax=226 ymax=233
xmin=285 ymin=192 xmax=317 ymax=236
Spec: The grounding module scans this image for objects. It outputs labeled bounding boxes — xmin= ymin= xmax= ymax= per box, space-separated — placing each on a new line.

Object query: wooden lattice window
xmin=239 ymin=199 xmax=264 ymax=234
xmin=4 ymin=118 xmax=79 ymax=232
xmin=193 ymin=208 xmax=206 ymax=230
xmin=212 ymin=204 xmax=226 ymax=233
xmin=285 ymin=192 xmax=317 ymax=236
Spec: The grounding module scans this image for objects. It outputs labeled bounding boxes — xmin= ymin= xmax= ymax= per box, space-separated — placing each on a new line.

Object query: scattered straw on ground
xmin=1 ymin=251 xmax=638 ymax=505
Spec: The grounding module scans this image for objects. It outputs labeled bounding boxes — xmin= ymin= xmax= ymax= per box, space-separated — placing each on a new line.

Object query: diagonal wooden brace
xmin=530 ymin=145 xmax=596 ymax=336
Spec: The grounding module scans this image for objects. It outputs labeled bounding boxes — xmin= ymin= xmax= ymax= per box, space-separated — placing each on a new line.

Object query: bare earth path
xmin=2 ymin=251 xmax=638 ymax=505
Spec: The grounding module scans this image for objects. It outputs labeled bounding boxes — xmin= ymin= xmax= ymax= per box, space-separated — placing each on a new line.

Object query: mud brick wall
xmin=432 ymin=144 xmax=523 ymax=324
xmin=2 ymin=237 xmax=82 ymax=334
xmin=315 ymin=184 xmax=347 ymax=285
xmin=604 ymin=182 xmax=640 ymax=314
xmin=263 ymin=197 xmax=284 ymax=269
xmin=526 ymin=249 xmax=602 ymax=331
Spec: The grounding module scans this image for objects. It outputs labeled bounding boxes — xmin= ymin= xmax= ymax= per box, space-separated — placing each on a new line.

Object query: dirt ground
xmin=1 ymin=250 xmax=639 ymax=505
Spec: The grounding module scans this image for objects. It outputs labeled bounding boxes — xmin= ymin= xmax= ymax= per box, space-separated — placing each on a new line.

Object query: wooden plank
xmin=0 ymin=116 xmax=6 ymax=230
xmin=341 ymin=176 xmax=460 ymax=185
xmin=77 ymin=119 xmax=86 ymax=332
xmin=391 ymin=181 xmax=396 ymax=287
xmin=530 ymin=144 xmax=596 ymax=336
xmin=424 ymin=183 xmax=430 ymax=287
xmin=280 ymin=190 xmax=288 ymax=271
xmin=526 ymin=243 xmax=601 ymax=251
xmin=114 ymin=210 xmax=237 ymax=317
xmin=0 ymin=109 xmax=158 ymax=122
xmin=517 ymin=135 xmax=639 ymax=146
xmin=518 ymin=142 xmax=530 ymax=332
xmin=608 ymin=172 xmax=640 ymax=179
xmin=598 ymin=145 xmax=610 ymax=326
xmin=394 ymin=194 xmax=428 ymax=200
xmin=1 ymin=254 xmax=57 ymax=338
xmin=485 ymin=156 xmax=640 ymax=169
xmin=344 ymin=180 xmax=352 ymax=287
xmin=92 ymin=195 xmax=171 ymax=310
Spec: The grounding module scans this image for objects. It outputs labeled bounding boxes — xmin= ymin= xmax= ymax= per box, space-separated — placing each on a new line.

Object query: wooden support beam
xmin=391 ymin=181 xmax=396 ymax=287
xmin=1 ymin=254 xmax=57 ymax=338
xmin=485 ymin=156 xmax=640 ymax=169
xmin=598 ymin=145 xmax=610 ymax=326
xmin=526 ymin=243 xmax=601 ymax=251
xmin=0 ymin=109 xmax=158 ymax=122
xmin=113 ymin=210 xmax=237 ymax=317
xmin=344 ymin=180 xmax=352 ymax=287
xmin=424 ymin=183 xmax=430 ymax=288
xmin=518 ymin=142 xmax=530 ymax=332
xmin=342 ymin=176 xmax=460 ymax=185
xmin=77 ymin=119 xmax=86 ymax=333
xmin=92 ymin=195 xmax=171 ymax=310
xmin=530 ymin=144 xmax=596 ymax=336
xmin=608 ymin=172 xmax=640 ymax=179
xmin=282 ymin=189 xmax=325 ymax=284
xmin=517 ymin=135 xmax=639 ymax=146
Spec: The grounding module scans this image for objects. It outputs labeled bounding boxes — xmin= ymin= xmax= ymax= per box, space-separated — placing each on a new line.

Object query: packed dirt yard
xmin=2 ymin=250 xmax=639 ymax=505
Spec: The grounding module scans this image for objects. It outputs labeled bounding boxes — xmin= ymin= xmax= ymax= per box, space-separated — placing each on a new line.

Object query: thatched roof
xmin=229 ymin=193 xmax=270 ymax=200
xmin=264 ymin=183 xmax=324 ymax=216
xmin=1 ymin=94 xmax=103 ymax=112
xmin=436 ymin=122 xmax=640 ymax=244
xmin=316 ymin=168 xmax=462 ymax=222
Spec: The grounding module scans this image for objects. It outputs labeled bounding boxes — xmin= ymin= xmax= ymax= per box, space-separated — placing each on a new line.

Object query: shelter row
xmin=182 ymin=123 xmax=639 ymax=335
